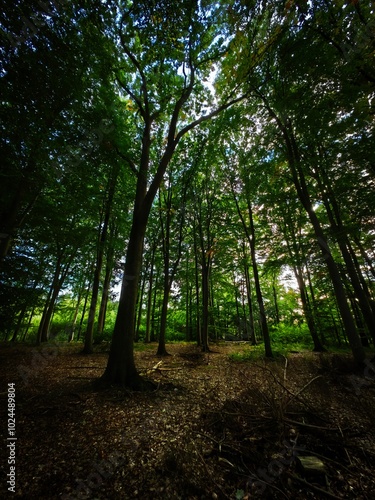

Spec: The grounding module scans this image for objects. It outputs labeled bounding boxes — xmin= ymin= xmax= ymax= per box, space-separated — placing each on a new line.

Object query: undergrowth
xmin=228 ymin=342 xmax=312 ymax=362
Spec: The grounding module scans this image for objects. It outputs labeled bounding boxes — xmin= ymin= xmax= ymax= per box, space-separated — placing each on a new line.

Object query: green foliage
xmin=229 ymin=323 xmax=313 ymax=361
xmin=166 ymin=329 xmax=186 ymax=342
xmin=134 ymin=342 xmax=157 ymax=352
xmin=270 ymin=323 xmax=312 ymax=347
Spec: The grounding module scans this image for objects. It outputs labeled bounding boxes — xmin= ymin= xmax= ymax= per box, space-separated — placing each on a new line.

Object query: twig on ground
xmin=287 ymin=473 xmax=342 ymax=499
xmin=283 ymin=418 xmax=344 ymax=432
xmin=283 ymin=355 xmax=288 ymax=385
xmin=194 ymin=445 xmax=231 ymax=499
xmin=338 ymin=423 xmax=353 ymax=466
xmin=248 ymin=474 xmax=290 ymax=499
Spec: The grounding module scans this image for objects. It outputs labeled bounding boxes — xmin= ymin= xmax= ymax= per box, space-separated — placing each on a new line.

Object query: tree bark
xmin=193 ymin=218 xmax=202 ymax=345
xmin=102 ymin=215 xmax=150 ymax=389
xmin=69 ymin=289 xmax=82 ymax=342
xmin=242 ymin=241 xmax=256 ymax=344
xmin=157 ymin=277 xmax=171 ymax=355
xmin=247 ymin=200 xmax=273 ymax=357
xmin=77 ymin=274 xmax=93 ymax=341
xmin=201 ymin=252 xmax=211 ymax=352
xmin=145 ymin=241 xmax=156 ymax=343
xmin=135 ymin=268 xmax=147 ymax=342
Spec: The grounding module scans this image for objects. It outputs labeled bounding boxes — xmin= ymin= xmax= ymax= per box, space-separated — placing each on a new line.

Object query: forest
xmin=0 ymin=0 xmax=375 ymax=498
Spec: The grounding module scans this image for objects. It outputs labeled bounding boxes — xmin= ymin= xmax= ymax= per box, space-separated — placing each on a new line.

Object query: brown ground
xmin=0 ymin=341 xmax=375 ymax=499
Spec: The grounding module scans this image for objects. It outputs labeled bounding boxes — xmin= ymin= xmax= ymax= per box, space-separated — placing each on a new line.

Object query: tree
xmin=102 ymin=0 xmax=244 ymax=388
xmin=0 ymin=1 xmax=116 ymax=264
xmin=156 ymin=166 xmax=187 ymax=356
xmin=220 ymin=0 xmax=369 ymax=362
xmin=83 ymin=162 xmax=120 ymax=353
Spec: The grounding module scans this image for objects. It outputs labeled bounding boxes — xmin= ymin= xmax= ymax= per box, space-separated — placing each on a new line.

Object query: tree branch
xmin=115 ymin=147 xmax=139 ymax=177
xmin=119 ymin=14 xmax=150 ymax=119
xmin=175 ymin=94 xmax=246 ymax=143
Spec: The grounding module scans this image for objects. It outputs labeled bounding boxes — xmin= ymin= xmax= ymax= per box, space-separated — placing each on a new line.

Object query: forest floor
xmin=1 ymin=341 xmax=375 ymax=500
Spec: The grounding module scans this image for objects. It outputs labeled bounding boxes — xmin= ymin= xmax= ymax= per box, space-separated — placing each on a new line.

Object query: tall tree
xmin=102 ymin=0 xmax=244 ymax=388
xmin=83 ymin=162 xmax=120 ymax=353
xmin=156 ymin=167 xmax=187 ymax=356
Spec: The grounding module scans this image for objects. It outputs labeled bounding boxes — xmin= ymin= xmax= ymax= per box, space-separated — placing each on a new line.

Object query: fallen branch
xmin=292 ymin=376 xmax=322 ymax=401
xmin=283 ymin=418 xmax=343 ymax=432
xmin=253 ymin=363 xmax=322 ymax=411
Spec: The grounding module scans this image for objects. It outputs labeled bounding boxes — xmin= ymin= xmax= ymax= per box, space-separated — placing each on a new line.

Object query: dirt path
xmin=0 ymin=342 xmax=374 ymax=499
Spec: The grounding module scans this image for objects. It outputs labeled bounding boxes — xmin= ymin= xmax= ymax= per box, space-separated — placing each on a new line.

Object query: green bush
xmin=270 ymin=322 xmax=312 ymax=346
xmin=166 ymin=328 xmax=186 ymax=342
xmin=228 ymin=322 xmax=314 ymax=362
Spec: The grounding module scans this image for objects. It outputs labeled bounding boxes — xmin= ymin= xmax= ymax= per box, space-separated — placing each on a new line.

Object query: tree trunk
xmin=69 ymin=289 xmax=82 ymax=342
xmin=201 ymin=254 xmax=211 ymax=352
xmin=300 ymin=187 xmax=364 ymax=361
xmin=231 ymin=180 xmax=272 ymax=356
xmin=135 ymin=269 xmax=147 ymax=342
xmin=284 ymin=228 xmax=325 ymax=351
xmin=96 ymin=255 xmax=113 ymax=337
xmin=11 ymin=304 xmax=28 ymax=342
xmin=157 ymin=189 xmax=172 ymax=356
xmin=37 ymin=255 xmax=63 ymax=344
xmin=294 ymin=263 xmax=325 ymax=351
xmin=210 ymin=275 xmax=218 ymax=340
xmin=306 ymin=263 xmax=324 ymax=344
xmin=145 ymin=243 xmax=156 ymax=343
xmin=102 ymin=214 xmax=152 ymax=389
xmin=248 ymin=212 xmax=273 ymax=357
xmin=348 ymin=240 xmax=375 ymax=324
xmin=38 ymin=255 xmax=73 ymax=343
xmin=157 ymin=277 xmax=171 ymax=356
xmin=84 ymin=168 xmax=118 ymax=353
xmin=193 ymin=221 xmax=202 ymax=345
xmin=243 ymin=242 xmax=256 ymax=344
xmin=261 ymin=101 xmax=366 ymax=363
xmin=83 ymin=249 xmax=103 ymax=352
xmin=353 ymin=235 xmax=375 ymax=280
xmin=22 ymin=307 xmax=36 ymax=341
xmin=101 ymin=44 xmax=244 ymax=387
xmin=150 ymin=275 xmax=159 ymax=343
xmin=315 ymin=163 xmax=375 ymax=344
xmin=77 ymin=276 xmax=92 ymax=341
xmin=272 ymin=281 xmax=280 ymax=325
xmin=196 ymin=202 xmax=211 ymax=352
xmin=185 ymin=253 xmax=191 ymax=341
xmin=233 ymin=270 xmax=241 ymax=338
